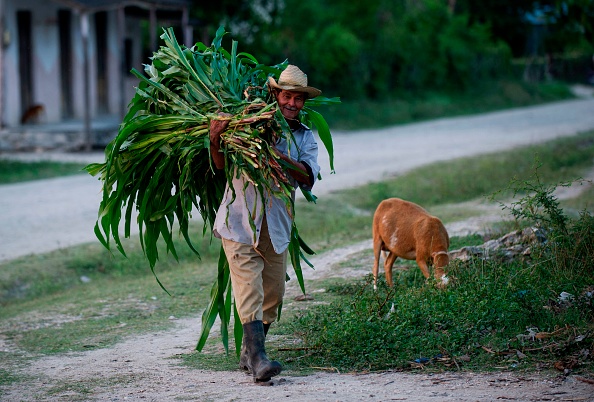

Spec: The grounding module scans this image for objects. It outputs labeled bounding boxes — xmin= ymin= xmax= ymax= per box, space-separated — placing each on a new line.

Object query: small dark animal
xmin=20 ymin=104 xmax=45 ymax=125
xmin=372 ymin=198 xmax=450 ymax=289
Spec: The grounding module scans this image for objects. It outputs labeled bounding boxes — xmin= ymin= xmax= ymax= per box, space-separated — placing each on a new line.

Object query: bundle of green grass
xmin=85 ymin=27 xmax=338 ymax=351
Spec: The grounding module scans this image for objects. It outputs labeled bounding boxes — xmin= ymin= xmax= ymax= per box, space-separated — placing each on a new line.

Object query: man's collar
xmin=286 ymin=118 xmax=302 ymax=131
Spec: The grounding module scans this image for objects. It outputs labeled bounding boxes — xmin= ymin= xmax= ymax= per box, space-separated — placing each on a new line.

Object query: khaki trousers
xmin=222 ymin=217 xmax=288 ymax=325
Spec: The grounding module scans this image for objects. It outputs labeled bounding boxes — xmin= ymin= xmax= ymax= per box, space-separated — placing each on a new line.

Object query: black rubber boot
xmin=263 ymin=322 xmax=271 ymax=336
xmin=241 ymin=320 xmax=282 ymax=382
xmin=240 ymin=322 xmax=271 ymax=371
xmin=239 ymin=333 xmax=249 ymax=371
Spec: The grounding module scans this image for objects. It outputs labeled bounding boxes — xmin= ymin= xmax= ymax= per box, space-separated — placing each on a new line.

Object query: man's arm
xmin=272 ymin=147 xmax=314 ymax=187
xmin=209 ymin=116 xmax=231 ymax=170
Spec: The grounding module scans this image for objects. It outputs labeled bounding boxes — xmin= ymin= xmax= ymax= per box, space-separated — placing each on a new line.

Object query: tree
xmin=187 ymin=1 xmax=517 ymax=98
xmin=454 ymin=0 xmax=536 ymax=57
xmin=191 ymin=0 xmax=284 ymax=48
xmin=549 ymin=0 xmax=594 ymax=49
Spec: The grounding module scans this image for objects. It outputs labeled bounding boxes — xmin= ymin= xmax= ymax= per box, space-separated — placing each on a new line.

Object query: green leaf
xmin=196 ymin=245 xmax=229 ymax=351
xmin=303 ymin=106 xmax=335 ymax=173
xmin=289 ymin=223 xmax=307 ymax=294
xmin=298 ymin=234 xmax=316 ymax=256
xmin=233 ymin=304 xmax=242 ymax=358
xmin=301 ymin=188 xmax=318 ymax=203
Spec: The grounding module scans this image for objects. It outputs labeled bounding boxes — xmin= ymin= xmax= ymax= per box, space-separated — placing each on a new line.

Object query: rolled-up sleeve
xmin=296 ymin=129 xmax=320 ymax=191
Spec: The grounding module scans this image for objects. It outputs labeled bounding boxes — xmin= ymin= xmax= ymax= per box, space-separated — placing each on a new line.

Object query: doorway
xmin=95 ymin=11 xmax=108 ymax=114
xmin=17 ymin=10 xmax=33 ymax=116
xmin=58 ymin=9 xmax=73 ymax=118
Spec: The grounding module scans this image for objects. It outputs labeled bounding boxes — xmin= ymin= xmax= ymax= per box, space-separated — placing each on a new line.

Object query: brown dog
xmin=372 ymin=198 xmax=450 ymax=289
xmin=20 ymin=104 xmax=45 ymax=125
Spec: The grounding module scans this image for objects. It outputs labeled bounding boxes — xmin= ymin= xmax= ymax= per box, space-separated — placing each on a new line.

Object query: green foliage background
xmin=187 ymin=0 xmax=594 ymax=101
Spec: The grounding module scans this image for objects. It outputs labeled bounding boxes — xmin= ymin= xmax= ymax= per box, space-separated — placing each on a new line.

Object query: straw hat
xmin=268 ymin=65 xmax=322 ymax=99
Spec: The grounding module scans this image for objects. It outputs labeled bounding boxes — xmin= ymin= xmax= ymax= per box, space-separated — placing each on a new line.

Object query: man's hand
xmin=209 ymin=113 xmax=232 ymax=170
xmin=271 ymin=146 xmax=312 ymax=187
xmin=209 ymin=118 xmax=231 ymax=141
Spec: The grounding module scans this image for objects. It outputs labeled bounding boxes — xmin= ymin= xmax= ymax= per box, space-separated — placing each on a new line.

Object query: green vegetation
xmin=322 ymin=80 xmax=574 ymax=130
xmin=0 ymin=160 xmax=85 ymax=184
xmin=281 ymin=247 xmax=592 ymax=373
xmin=193 ymin=0 xmax=593 ymax=100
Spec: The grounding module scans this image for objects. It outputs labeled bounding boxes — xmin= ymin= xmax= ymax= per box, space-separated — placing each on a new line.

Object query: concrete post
xmin=183 ymin=5 xmax=192 ymax=47
xmin=0 ymin=0 xmax=4 ymax=129
xmin=81 ymin=11 xmax=91 ymax=151
xmin=117 ymin=6 xmax=126 ymax=120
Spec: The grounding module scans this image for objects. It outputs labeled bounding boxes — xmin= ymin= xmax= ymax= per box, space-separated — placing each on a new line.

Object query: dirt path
xmin=2 ymin=95 xmax=594 ymax=400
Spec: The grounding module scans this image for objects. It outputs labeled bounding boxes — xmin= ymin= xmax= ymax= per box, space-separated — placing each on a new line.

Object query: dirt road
xmin=2 ymin=96 xmax=594 ymax=401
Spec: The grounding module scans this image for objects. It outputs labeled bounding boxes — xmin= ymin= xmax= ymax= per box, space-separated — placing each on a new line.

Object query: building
xmin=0 ymin=0 xmax=192 ymax=151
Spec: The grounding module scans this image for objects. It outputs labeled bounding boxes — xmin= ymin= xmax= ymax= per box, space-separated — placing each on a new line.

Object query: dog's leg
xmin=384 ymin=252 xmax=398 ymax=287
xmin=372 ymin=238 xmax=383 ymax=291
xmin=416 ymin=257 xmax=431 ymax=279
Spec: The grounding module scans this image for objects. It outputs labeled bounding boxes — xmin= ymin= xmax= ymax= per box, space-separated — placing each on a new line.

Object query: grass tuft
xmin=0 ymin=160 xmax=85 ymax=184
xmin=321 ymin=80 xmax=574 ymax=130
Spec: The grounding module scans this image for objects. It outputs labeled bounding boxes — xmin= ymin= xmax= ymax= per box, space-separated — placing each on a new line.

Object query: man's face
xmin=276 ymin=90 xmax=306 ymax=120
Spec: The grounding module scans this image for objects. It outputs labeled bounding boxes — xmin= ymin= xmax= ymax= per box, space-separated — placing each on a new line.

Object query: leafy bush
xmin=502 ymin=165 xmax=594 ymax=278
xmin=391 ymin=1 xmax=511 ymax=93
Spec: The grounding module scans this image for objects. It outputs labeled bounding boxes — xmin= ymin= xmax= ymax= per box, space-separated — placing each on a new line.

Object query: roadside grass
xmin=0 ymin=160 xmax=85 ymax=184
xmin=0 ymin=234 xmax=223 ymax=355
xmin=321 ymin=80 xmax=574 ymax=130
xmin=0 ymin=129 xmax=593 ymax=383
xmin=279 ymin=253 xmax=593 ymax=374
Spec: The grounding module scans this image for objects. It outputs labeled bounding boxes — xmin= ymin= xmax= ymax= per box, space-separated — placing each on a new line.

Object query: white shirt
xmin=213 ymin=123 xmax=320 ymax=253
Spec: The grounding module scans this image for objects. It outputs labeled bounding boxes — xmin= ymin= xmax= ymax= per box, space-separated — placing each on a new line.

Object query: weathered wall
xmin=2 ymin=1 xmax=127 ymax=127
